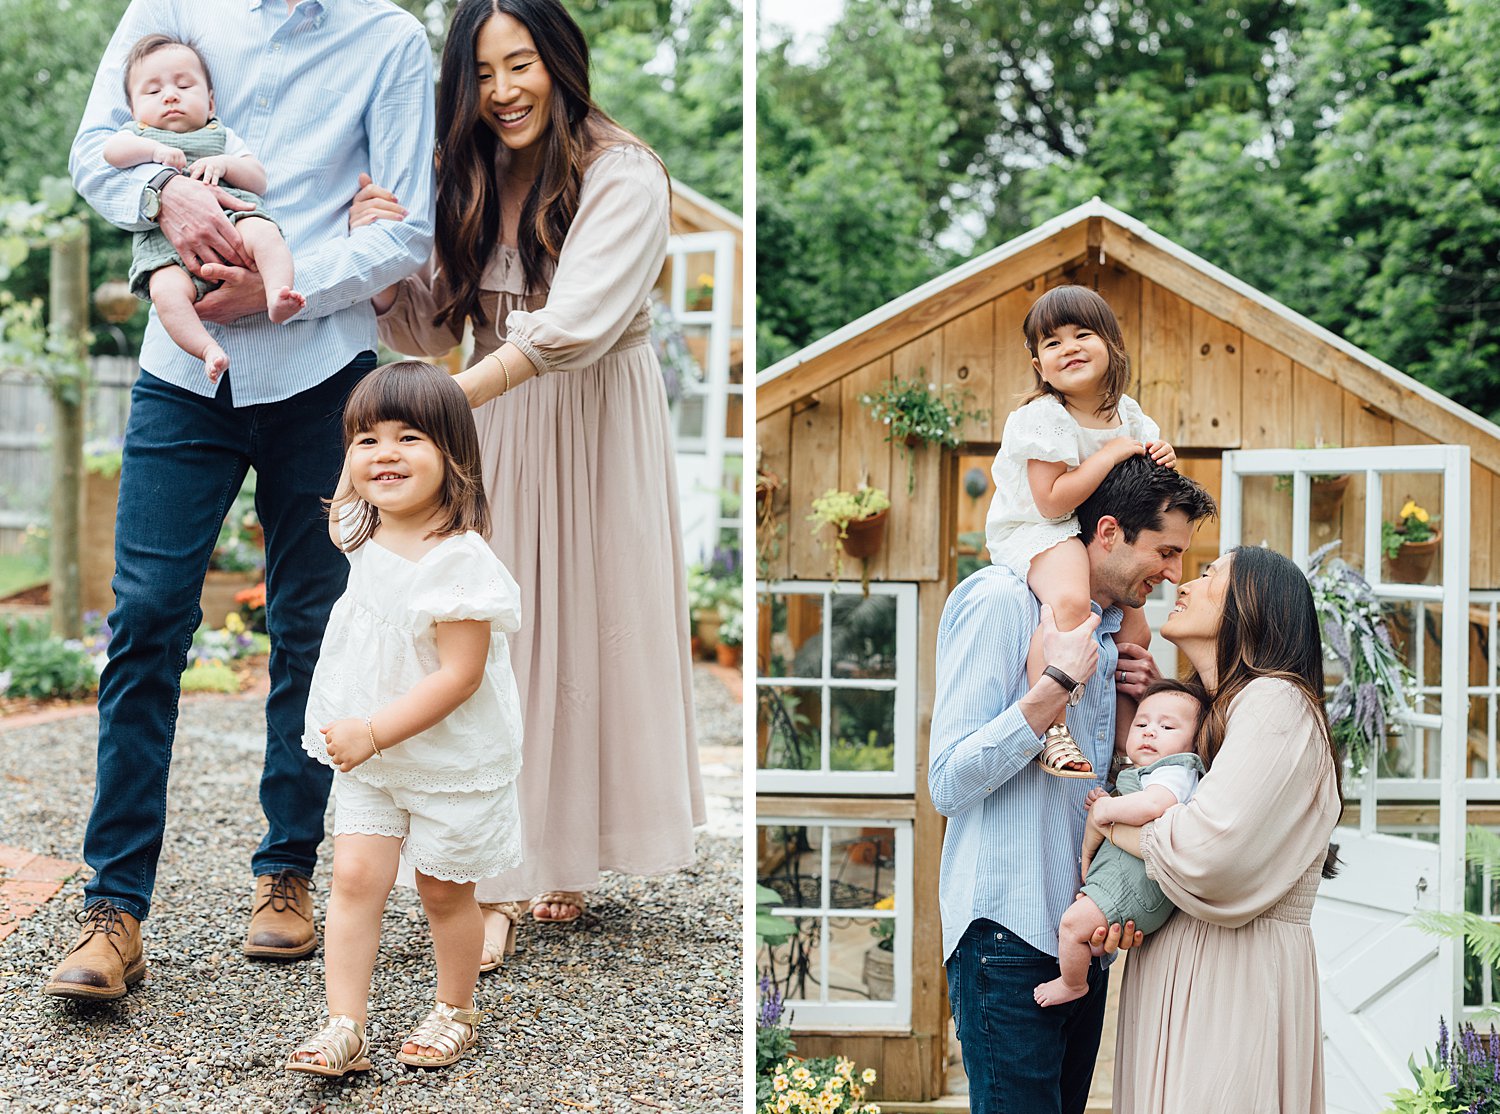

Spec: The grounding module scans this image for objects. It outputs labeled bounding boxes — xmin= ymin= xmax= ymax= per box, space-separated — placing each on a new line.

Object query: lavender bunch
xmin=1442 ymin=1018 xmax=1500 ymax=1112
xmin=1307 ymin=542 xmax=1416 ymax=776
xmin=756 ymin=975 xmax=798 ymax=1079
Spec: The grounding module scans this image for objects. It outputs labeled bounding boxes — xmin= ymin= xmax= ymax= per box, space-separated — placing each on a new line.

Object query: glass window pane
xmin=758 ymin=686 xmax=822 ymax=772
xmin=827 ymin=913 xmax=882 ymax=1002
xmin=830 ymin=591 xmax=899 ymax=680
xmin=675 ymin=394 xmax=705 ymax=439
xmin=825 ymin=824 xmax=894 ymax=910
xmin=757 ymin=824 xmax=821 ymax=908
xmin=764 ymin=592 xmax=823 ymax=679
xmin=830 ymin=689 xmax=895 ymax=772
xmin=759 ymin=914 xmax=823 ymax=1004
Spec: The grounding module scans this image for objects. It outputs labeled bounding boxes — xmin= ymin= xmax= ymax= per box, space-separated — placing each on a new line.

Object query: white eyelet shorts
xmin=331 ymin=772 xmax=521 ymax=883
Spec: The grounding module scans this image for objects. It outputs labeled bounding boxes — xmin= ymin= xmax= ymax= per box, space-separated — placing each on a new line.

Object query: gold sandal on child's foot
xmin=285 ymin=1015 xmax=371 ymax=1077
xmin=478 ymin=900 xmax=528 ymax=973
xmin=396 ymin=1000 xmax=481 ymax=1068
xmin=1037 ymin=724 xmax=1095 ymax=779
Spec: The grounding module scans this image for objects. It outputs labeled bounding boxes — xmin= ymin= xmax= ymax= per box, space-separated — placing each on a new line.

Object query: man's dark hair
xmin=1076 ymin=455 xmax=1216 ymax=545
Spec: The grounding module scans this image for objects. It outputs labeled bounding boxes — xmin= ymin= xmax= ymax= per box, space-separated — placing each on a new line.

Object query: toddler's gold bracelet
xmin=364 ymin=715 xmax=383 ymax=761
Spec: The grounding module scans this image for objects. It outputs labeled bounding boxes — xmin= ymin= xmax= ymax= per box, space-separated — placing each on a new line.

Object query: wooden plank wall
xmin=764 ymin=261 xmax=1500 ymax=587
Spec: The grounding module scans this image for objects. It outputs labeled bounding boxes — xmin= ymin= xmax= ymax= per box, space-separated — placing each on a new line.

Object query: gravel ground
xmin=0 ymin=665 xmax=743 ymax=1113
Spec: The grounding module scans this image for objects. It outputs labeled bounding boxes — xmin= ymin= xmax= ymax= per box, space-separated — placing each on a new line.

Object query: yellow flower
xmin=224 ymin=612 xmax=244 ymax=634
xmin=1414 ymin=506 xmax=1430 ymax=523
xmin=776 ymin=1099 xmax=790 ymax=1114
xmin=861 ymin=1068 xmax=877 ymax=1084
xmin=696 ymin=273 xmax=714 ymax=288
xmin=873 ymin=895 xmax=895 ymax=911
xmin=792 ymin=1066 xmax=812 ymax=1084
xmin=774 ymin=1075 xmax=788 ymax=1092
xmin=867 ymin=1105 xmax=882 ymax=1114
xmin=1400 ymin=500 xmax=1418 ymax=520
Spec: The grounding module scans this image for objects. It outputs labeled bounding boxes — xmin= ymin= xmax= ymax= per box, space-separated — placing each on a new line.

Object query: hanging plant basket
xmin=1309 ymin=474 xmax=1351 ymax=520
xmin=840 ymin=508 xmax=888 ymax=560
xmin=1385 ymin=531 xmax=1441 ymax=584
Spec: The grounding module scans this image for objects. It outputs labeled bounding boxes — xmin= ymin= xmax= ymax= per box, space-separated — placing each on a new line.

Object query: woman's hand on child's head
xmin=349 ymin=173 xmax=407 ymax=231
xmin=1038 ymin=603 xmax=1100 ymax=688
xmin=152 ymin=145 xmax=188 ymax=170
xmin=1146 ymin=440 xmax=1177 ymax=468
xmin=322 ymin=718 xmax=376 ymax=773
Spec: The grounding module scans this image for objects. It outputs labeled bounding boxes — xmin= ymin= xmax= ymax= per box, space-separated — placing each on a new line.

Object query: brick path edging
xmin=0 ymin=846 xmax=84 ymax=945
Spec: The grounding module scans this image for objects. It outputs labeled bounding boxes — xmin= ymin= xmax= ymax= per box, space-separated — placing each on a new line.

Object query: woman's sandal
xmin=285 ymin=1015 xmax=372 ymax=1077
xmin=479 ymin=900 xmax=529 ymax=973
xmin=395 ymin=1000 xmax=481 ymax=1068
xmin=531 ymin=890 xmax=585 ymax=924
xmin=1037 ymin=724 xmax=1095 ymax=780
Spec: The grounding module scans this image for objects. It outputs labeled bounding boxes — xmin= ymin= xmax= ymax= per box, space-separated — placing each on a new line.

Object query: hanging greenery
xmin=1306 ymin=541 xmax=1416 ymax=776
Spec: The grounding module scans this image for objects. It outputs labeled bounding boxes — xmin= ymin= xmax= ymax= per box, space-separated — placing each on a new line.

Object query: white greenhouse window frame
xmin=755 ymin=580 xmax=917 ymax=795
xmin=758 ymin=816 xmax=914 ymax=1030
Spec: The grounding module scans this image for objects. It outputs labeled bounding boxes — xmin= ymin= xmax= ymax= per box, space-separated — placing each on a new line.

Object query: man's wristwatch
xmin=140 ymin=167 xmax=180 ymax=223
xmin=1042 ymin=664 xmax=1086 ymax=707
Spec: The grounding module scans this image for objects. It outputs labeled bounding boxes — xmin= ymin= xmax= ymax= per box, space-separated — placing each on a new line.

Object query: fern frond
xmin=1413 ymin=910 xmax=1500 ymax=968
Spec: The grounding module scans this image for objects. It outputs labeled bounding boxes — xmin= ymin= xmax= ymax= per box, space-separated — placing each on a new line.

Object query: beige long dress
xmin=1112 ymin=677 xmax=1342 ymax=1114
xmin=378 ymin=144 xmax=704 ymax=900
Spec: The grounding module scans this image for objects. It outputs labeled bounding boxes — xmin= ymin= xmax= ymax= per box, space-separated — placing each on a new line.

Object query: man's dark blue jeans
xmin=83 ymin=355 xmax=375 ymax=920
xmin=946 ymin=918 xmax=1108 ymax=1114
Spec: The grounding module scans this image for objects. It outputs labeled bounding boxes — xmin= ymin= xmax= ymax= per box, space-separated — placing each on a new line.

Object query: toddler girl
xmin=285 ymin=361 xmax=523 ymax=1077
xmin=985 ymin=284 xmax=1175 ymax=778
xmin=1034 ymin=680 xmax=1207 ymax=1006
xmin=103 ymin=33 xmax=304 ymax=383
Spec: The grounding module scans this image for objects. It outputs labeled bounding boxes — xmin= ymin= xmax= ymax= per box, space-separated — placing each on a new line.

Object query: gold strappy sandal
xmin=285 ymin=1015 xmax=371 ymax=1077
xmin=1037 ymin=724 xmax=1095 ymax=779
xmin=396 ymin=1000 xmax=481 ymax=1068
xmin=531 ymin=890 xmax=585 ymax=923
xmin=479 ymin=900 xmax=529 ymax=973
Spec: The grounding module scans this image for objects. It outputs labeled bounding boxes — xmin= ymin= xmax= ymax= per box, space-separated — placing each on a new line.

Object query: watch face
xmin=142 ymin=189 xmax=160 ymax=221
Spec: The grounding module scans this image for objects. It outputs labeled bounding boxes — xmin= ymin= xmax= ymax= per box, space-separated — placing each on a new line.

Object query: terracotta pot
xmin=902 ymin=432 xmax=922 ymax=449
xmin=1385 ymin=531 xmax=1441 ymax=584
xmin=1309 ymin=474 xmax=1350 ymax=520
xmin=862 ymin=944 xmax=895 ymax=1001
xmin=715 ymin=642 xmax=742 ymax=669
xmin=840 ymin=508 xmax=888 ymax=561
xmin=693 ymin=609 xmax=722 ymax=653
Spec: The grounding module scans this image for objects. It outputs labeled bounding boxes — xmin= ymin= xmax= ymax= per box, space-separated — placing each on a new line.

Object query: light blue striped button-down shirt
xmin=70 ymin=0 xmax=436 ymax=405
xmin=929 ymin=565 xmax=1121 ymax=963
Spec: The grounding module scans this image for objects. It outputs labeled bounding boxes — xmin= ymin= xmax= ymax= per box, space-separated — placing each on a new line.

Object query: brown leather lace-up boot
xmin=42 ymin=901 xmax=146 ymax=1000
xmin=243 ymin=871 xmax=317 ymax=960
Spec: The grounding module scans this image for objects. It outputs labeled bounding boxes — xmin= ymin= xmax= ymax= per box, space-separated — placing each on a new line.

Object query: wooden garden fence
xmin=0 ymin=355 xmax=135 ymax=555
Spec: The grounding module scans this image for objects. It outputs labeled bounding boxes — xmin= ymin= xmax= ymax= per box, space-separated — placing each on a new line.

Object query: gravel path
xmin=0 ymin=666 xmax=743 ymax=1113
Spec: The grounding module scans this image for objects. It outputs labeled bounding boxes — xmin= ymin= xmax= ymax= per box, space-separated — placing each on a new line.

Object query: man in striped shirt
xmin=45 ymin=0 xmax=435 ymax=1002
xmin=930 ymin=456 xmax=1215 ymax=1114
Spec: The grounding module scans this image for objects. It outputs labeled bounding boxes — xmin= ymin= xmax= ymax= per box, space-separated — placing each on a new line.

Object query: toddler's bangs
xmin=1023 ymin=286 xmax=1122 ymax=353
xmin=342 ymin=362 xmax=453 ymax=448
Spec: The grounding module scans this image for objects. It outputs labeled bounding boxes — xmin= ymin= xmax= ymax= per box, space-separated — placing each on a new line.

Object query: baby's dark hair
xmin=1138 ymin=678 xmax=1210 ymax=756
xmin=332 ymin=361 xmax=489 ymax=551
xmin=1020 ymin=285 xmax=1132 ymax=418
xmin=122 ymin=34 xmax=214 ymax=106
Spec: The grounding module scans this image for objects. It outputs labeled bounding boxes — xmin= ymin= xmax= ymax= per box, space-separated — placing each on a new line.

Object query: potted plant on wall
xmin=716 ymin=604 xmax=742 ymax=669
xmin=1382 ymin=499 xmax=1442 ymax=583
xmin=858 ymin=374 xmax=989 ymax=494
xmin=807 ymin=485 xmax=891 ymax=589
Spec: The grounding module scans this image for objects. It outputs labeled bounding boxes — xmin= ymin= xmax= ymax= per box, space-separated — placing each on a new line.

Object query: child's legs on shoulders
xmin=946 ymin=918 xmax=1106 ymax=1114
xmin=1026 ymin=538 xmax=1093 ymax=699
xmin=148 ymin=265 xmax=226 ymax=373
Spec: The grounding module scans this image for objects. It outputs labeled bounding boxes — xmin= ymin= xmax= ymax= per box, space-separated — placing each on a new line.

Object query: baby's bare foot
xmin=204 ymin=343 xmax=229 ymax=383
xmin=1033 ymin=976 xmax=1089 ymax=1008
xmin=269 ymin=286 xmax=305 ymax=324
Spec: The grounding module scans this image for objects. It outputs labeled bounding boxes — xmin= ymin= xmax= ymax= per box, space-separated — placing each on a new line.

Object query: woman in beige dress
xmin=352 ymin=0 xmax=703 ymax=962
xmin=1100 ymin=545 xmax=1343 ymax=1113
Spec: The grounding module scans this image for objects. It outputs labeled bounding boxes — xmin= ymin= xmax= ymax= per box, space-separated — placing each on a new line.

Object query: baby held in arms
xmin=1034 ymin=679 xmax=1207 ymax=1007
xmin=103 ymin=33 xmax=304 ymax=382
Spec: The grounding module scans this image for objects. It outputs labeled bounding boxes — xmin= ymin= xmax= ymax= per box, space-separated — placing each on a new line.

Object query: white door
xmin=1221 ymin=445 xmax=1470 ymax=1113
xmin=664 ymin=229 xmax=739 ymax=564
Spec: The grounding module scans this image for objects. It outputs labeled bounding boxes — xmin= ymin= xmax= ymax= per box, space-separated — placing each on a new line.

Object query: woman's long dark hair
xmin=432 ymin=0 xmax=659 ymax=331
xmin=1193 ymin=545 xmax=1344 ymax=878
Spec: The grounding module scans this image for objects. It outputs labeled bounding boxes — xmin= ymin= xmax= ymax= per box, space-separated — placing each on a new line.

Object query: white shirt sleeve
xmin=220 ymin=124 xmax=251 ymax=160
xmin=1140 ymin=764 xmax=1199 ymax=805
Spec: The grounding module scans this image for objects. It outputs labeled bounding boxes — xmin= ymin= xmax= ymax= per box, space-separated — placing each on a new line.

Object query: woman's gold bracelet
xmin=489 ymin=350 xmax=513 ymax=397
xmin=364 ymin=715 xmax=382 ymax=762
